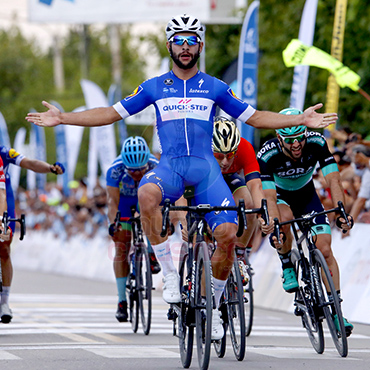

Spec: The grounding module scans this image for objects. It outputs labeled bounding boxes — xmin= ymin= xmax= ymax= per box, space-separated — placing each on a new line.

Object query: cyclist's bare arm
xmin=26 ymin=101 xmax=121 ymax=127
xmin=107 ymin=185 xmax=121 ymax=225
xmin=246 ymin=103 xmax=337 ymax=130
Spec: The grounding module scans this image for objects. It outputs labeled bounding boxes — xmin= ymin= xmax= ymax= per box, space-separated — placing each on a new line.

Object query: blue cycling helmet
xmin=121 ymin=136 xmax=150 ymax=169
xmin=276 ymin=108 xmax=306 ymax=136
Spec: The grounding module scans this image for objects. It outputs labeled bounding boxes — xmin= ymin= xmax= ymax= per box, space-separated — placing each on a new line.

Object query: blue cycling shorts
xmin=139 ymin=156 xmax=238 ymax=231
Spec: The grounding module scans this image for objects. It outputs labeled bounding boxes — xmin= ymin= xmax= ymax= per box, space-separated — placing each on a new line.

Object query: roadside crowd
xmin=13 ymin=126 xmax=370 ymax=244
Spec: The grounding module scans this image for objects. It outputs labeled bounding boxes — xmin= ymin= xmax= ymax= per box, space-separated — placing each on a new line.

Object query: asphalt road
xmin=0 ymin=269 xmax=369 ymax=370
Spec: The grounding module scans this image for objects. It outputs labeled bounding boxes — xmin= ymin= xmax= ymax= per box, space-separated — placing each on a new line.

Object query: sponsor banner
xmin=237 ymin=1 xmax=259 ymax=145
xmin=65 ymin=106 xmax=85 ymax=181
xmin=54 ymin=125 xmax=70 ymax=196
xmin=31 ymin=122 xmax=47 ymax=192
xmin=289 ymin=0 xmax=318 ymax=111
xmin=28 ymin=0 xmax=209 ymax=24
xmin=80 ymin=79 xmax=117 ymax=182
xmin=325 ymin=0 xmax=348 ymax=119
xmin=8 ymin=128 xmax=27 ymax=195
xmin=0 ymin=112 xmax=11 ymax=148
xmin=108 ymin=84 xmax=127 ymax=148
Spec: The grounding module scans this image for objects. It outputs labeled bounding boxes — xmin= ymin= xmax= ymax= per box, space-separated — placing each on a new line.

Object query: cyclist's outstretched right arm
xmin=26 ymin=101 xmax=121 ymax=128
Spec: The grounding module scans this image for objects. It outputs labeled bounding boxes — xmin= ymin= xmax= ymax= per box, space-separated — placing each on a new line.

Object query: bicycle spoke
xmin=291 ymin=248 xmax=324 ymax=354
xmin=313 ymin=249 xmax=348 ymax=357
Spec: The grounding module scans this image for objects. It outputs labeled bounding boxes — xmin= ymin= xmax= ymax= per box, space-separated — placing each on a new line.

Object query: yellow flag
xmin=283 ymin=39 xmax=360 ymax=91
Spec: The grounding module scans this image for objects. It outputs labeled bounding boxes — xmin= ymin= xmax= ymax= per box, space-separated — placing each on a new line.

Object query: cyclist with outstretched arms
xmin=257 ymin=107 xmax=354 ymax=336
xmin=26 ymin=14 xmax=337 ymax=340
xmin=0 ymin=145 xmax=64 ymax=323
xmin=212 ymin=117 xmax=271 ymax=279
xmin=106 ymin=136 xmax=161 ymax=323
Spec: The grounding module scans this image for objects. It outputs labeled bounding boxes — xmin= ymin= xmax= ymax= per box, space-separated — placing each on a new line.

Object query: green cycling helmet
xmin=276 ymin=107 xmax=306 ymax=136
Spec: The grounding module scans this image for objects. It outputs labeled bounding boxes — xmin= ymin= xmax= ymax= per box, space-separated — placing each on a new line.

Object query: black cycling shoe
xmin=149 ymin=252 xmax=161 ymax=274
xmin=115 ymin=301 xmax=128 ymax=322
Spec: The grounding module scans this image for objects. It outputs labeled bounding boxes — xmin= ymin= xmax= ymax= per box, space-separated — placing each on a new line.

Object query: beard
xmin=169 ymin=44 xmax=200 ymax=70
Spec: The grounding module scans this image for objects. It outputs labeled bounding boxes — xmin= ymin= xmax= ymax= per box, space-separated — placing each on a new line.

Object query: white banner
xmin=80 ymin=79 xmax=117 ymax=179
xmin=28 ymin=0 xmax=209 ymax=24
xmin=65 ymin=107 xmax=85 ymax=181
xmin=289 ymin=0 xmax=318 ymax=110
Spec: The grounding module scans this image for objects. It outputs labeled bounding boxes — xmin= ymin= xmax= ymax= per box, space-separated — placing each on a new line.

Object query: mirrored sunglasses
xmin=170 ymin=35 xmax=200 ymax=46
xmin=214 ymin=151 xmax=236 ymax=160
xmin=127 ymin=164 xmax=148 ymax=173
xmin=281 ymin=133 xmax=306 ymax=144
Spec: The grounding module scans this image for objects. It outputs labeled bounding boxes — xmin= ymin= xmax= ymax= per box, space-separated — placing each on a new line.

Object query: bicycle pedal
xmin=294 ymin=307 xmax=304 ymax=317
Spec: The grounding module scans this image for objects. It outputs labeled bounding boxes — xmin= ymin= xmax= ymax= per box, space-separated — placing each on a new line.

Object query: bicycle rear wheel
xmin=312 ymin=249 xmax=348 ymax=357
xmin=226 ymin=258 xmax=246 ymax=361
xmin=291 ymin=248 xmax=324 ymax=354
xmin=243 ymin=253 xmax=254 ymax=337
xmin=136 ymin=244 xmax=152 ymax=335
xmin=194 ymin=242 xmax=212 ymax=370
xmin=178 ymin=242 xmax=194 ymax=368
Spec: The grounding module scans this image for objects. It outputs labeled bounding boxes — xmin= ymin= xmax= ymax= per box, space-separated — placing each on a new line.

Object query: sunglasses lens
xmin=172 ymin=36 xmax=199 ymax=46
xmin=283 ymin=134 xmax=305 ymax=144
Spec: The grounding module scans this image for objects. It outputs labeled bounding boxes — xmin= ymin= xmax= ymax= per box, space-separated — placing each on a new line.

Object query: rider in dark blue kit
xmin=26 ymin=14 xmax=338 ymax=340
xmin=0 ymin=145 xmax=64 ymax=323
xmin=106 ymin=136 xmax=160 ymax=322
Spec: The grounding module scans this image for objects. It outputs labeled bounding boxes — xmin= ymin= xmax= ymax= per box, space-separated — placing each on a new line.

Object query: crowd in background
xmin=12 ymin=126 xmax=370 ymax=242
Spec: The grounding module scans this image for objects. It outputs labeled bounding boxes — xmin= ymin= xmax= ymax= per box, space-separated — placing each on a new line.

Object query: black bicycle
xmin=0 ymin=211 xmax=26 ymax=293
xmin=114 ymin=209 xmax=152 ymax=335
xmin=165 ymin=198 xmax=268 ymax=369
xmin=213 ymin=202 xmax=267 ymax=361
xmin=272 ymin=201 xmax=350 ymax=357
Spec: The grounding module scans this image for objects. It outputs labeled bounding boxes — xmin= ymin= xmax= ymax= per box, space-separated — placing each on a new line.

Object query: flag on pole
xmin=289 ymin=0 xmax=318 ymax=110
xmin=283 ymin=39 xmax=361 ymax=91
xmin=237 ymin=0 xmax=259 ymax=146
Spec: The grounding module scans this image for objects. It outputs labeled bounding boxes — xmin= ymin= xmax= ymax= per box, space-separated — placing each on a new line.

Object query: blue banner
xmin=0 ymin=112 xmax=11 ymax=148
xmin=108 ymin=83 xmax=127 ymax=148
xmin=31 ymin=123 xmax=47 ymax=192
xmin=237 ymin=1 xmax=259 ymax=146
xmin=54 ymin=125 xmax=70 ymax=197
xmin=51 ymin=101 xmax=70 ymax=196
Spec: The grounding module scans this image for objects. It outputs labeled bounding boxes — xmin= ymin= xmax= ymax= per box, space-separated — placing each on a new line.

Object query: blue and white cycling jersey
xmin=106 ymin=154 xmax=158 ymax=218
xmin=112 ymin=71 xmax=255 ymax=230
xmin=113 ymin=71 xmax=255 ymax=159
xmin=0 ymin=146 xmax=25 ymax=231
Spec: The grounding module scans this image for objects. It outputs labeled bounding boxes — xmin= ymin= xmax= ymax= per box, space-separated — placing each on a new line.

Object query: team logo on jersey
xmin=125 ymin=86 xmax=143 ymax=101
xmin=9 ymin=149 xmax=20 ymax=159
xmin=164 ymin=78 xmax=174 ymax=86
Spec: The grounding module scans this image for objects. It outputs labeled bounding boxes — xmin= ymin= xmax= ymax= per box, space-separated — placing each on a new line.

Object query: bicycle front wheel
xmin=226 ymin=258 xmax=246 ymax=361
xmin=128 ymin=273 xmax=139 ymax=333
xmin=135 ymin=244 xmax=152 ymax=335
xmin=194 ymin=242 xmax=212 ymax=370
xmin=243 ymin=252 xmax=254 ymax=337
xmin=312 ymin=249 xmax=348 ymax=357
xmin=178 ymin=242 xmax=194 ymax=368
xmin=291 ymin=248 xmax=324 ymax=354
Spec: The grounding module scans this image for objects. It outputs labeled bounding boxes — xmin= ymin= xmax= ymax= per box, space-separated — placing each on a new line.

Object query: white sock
xmin=153 ymin=240 xmax=177 ymax=277
xmin=0 ymin=286 xmax=10 ymax=305
xmin=213 ymin=278 xmax=227 ymax=308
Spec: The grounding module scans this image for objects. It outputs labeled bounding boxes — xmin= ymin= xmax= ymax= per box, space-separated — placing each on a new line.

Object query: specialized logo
xmin=8 ymin=149 xmax=20 ymax=159
xmin=164 ymin=78 xmax=174 ymax=86
xmin=198 ymin=79 xmax=204 ymax=88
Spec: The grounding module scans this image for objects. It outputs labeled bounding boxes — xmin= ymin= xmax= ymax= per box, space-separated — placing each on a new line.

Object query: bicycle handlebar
xmin=273 ymin=201 xmax=349 ymax=237
xmin=160 ymin=198 xmax=269 ymax=238
xmin=1 ymin=211 xmax=26 ymax=241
